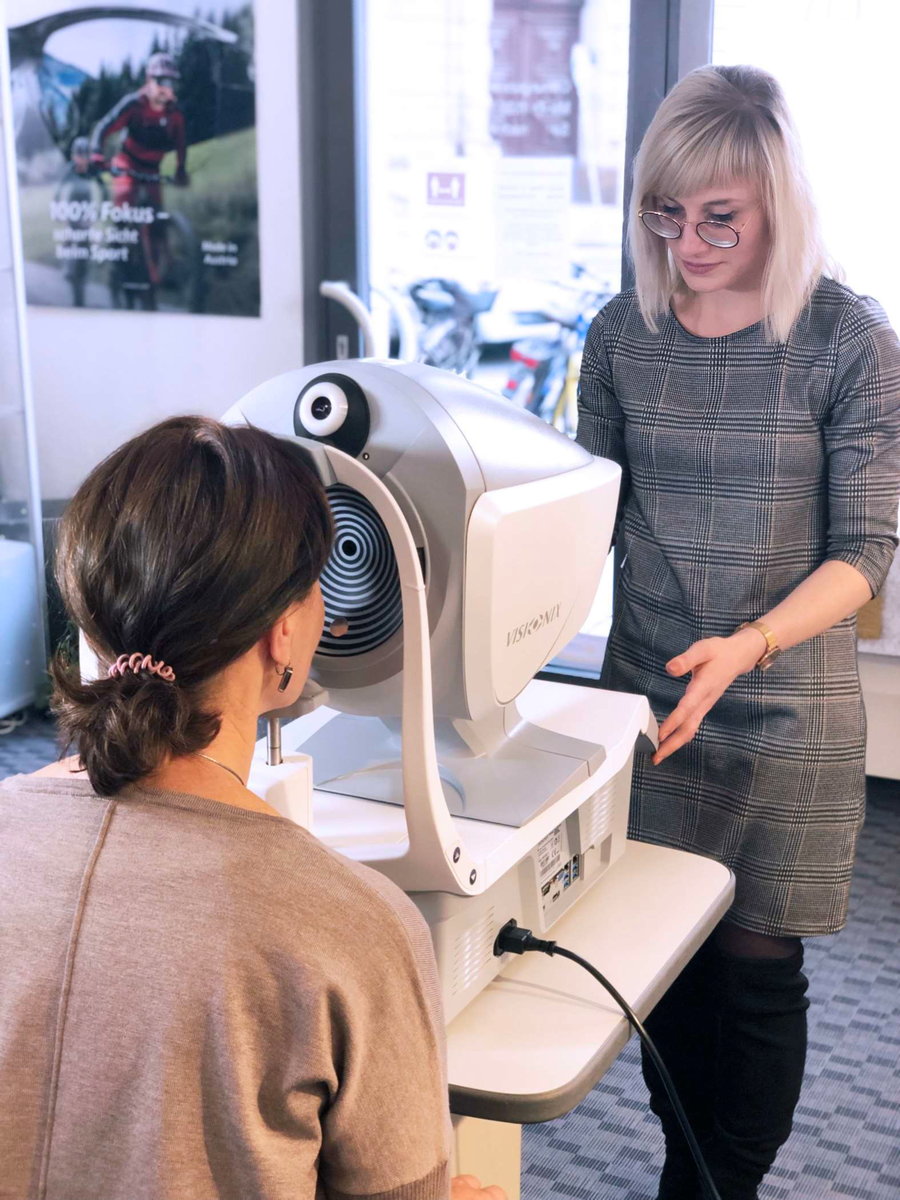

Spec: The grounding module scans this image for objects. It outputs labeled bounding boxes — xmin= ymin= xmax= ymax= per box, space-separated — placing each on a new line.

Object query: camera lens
xmin=294 ymin=373 xmax=370 ymax=455
xmin=297 ymin=382 xmax=349 ymax=437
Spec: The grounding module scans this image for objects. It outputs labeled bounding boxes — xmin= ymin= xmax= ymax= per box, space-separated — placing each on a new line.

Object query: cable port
xmin=493 ymin=919 xmax=556 ymax=957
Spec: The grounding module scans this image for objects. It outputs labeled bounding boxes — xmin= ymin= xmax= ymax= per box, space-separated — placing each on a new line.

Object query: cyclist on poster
xmin=89 ymin=52 xmax=190 ymax=214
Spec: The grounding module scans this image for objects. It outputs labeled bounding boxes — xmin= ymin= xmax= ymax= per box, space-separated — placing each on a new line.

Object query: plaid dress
xmin=578 ymin=278 xmax=900 ymax=936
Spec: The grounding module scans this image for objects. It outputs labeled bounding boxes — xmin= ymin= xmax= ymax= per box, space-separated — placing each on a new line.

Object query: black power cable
xmin=494 ymin=919 xmax=723 ymax=1200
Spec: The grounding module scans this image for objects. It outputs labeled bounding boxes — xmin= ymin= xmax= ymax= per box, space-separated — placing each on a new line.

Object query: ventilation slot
xmin=583 ymin=780 xmax=614 ymax=847
xmin=452 ymin=907 xmax=496 ymax=996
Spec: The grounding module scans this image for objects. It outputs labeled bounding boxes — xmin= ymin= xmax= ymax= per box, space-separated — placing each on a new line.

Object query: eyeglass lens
xmin=641 ymin=211 xmax=738 ymax=248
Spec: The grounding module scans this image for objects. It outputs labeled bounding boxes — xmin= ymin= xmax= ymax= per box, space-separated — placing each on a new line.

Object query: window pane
xmin=365 ymin=1 xmax=629 ymax=674
xmin=713 ymin=0 xmax=900 ymax=330
xmin=366 ymin=0 xmax=629 ymax=384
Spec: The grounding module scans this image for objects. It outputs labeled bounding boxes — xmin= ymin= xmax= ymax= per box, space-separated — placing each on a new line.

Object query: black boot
xmin=641 ymin=938 xmax=717 ymax=1200
xmin=704 ymin=943 xmax=810 ymax=1200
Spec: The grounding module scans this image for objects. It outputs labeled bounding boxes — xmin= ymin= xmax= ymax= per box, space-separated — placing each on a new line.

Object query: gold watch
xmin=738 ymin=619 xmax=781 ymax=671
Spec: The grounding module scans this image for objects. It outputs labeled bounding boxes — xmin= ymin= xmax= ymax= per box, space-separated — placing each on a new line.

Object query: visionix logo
xmin=506 ymin=603 xmax=562 ymax=647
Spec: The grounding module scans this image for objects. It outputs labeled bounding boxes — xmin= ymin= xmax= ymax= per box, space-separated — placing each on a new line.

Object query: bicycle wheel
xmin=162 ymin=211 xmax=204 ymax=313
xmin=537 ymin=365 xmax=567 ymax=426
xmin=55 ymin=175 xmax=107 ymax=307
xmin=502 ymin=362 xmax=533 ymax=406
xmin=527 ymin=354 xmax=562 ymax=417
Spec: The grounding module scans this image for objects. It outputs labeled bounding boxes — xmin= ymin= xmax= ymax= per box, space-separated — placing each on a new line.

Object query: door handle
xmin=319 ymin=280 xmax=381 ymax=357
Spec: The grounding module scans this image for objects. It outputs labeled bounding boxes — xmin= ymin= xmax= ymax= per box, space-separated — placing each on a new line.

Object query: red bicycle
xmin=102 ymin=165 xmax=203 ymax=312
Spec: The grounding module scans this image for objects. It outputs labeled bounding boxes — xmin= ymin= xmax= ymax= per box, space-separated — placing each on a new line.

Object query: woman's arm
xmin=654 ymin=559 xmax=873 ymax=764
xmin=656 ymin=296 xmax=900 ymax=765
xmin=577 ymin=307 xmax=622 ymax=455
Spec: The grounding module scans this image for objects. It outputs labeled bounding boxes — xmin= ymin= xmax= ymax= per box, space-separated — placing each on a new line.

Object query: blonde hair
xmin=629 ymin=64 xmax=834 ymax=342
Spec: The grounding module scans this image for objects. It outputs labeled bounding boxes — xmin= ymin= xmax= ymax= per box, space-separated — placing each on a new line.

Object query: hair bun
xmin=51 ymin=660 xmax=218 ymax=796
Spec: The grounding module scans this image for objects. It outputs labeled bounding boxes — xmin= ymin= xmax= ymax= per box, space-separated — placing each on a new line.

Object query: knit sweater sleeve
xmin=309 ymin=858 xmax=451 ymax=1200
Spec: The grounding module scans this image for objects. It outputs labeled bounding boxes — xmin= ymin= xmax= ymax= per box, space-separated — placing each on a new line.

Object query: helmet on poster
xmin=70 ymin=136 xmax=90 ymax=174
xmin=146 ymin=52 xmax=180 ymax=82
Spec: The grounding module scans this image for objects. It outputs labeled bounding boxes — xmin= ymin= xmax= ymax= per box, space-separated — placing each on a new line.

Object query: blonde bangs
xmin=629 ymin=65 xmax=829 ymax=342
xmin=642 ymin=118 xmax=771 ymax=211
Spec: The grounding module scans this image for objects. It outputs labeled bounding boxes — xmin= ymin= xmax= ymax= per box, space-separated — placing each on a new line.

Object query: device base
xmin=299 ymin=697 xmax=606 ymax=828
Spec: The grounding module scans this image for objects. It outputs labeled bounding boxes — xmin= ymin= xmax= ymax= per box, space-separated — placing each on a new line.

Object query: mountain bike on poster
xmin=98 ymin=164 xmax=203 ymax=312
xmin=89 ymin=52 xmax=202 ymax=312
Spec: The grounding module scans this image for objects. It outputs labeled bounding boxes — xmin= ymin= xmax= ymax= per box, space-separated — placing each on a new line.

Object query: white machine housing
xmin=224 ymin=359 xmax=656 ymax=1020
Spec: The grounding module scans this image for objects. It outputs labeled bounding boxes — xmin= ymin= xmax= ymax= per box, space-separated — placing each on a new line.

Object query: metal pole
xmin=266 ymin=716 xmax=283 ymax=767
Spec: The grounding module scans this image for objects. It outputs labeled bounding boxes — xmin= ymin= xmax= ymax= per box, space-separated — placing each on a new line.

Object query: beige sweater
xmin=0 ymin=775 xmax=451 ymax=1200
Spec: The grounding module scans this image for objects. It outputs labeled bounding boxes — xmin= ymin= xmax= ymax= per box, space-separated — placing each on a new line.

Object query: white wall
xmin=12 ymin=0 xmax=304 ymax=500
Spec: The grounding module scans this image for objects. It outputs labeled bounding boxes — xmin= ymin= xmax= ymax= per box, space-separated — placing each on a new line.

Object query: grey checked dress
xmin=578 ymin=278 xmax=900 ymax=936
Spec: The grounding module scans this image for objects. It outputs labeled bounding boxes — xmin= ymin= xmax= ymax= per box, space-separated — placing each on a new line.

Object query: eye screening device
xmin=223 ymin=360 xmax=657 ymax=1021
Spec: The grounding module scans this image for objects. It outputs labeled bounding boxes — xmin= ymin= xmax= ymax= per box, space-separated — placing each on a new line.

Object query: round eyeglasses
xmin=639 ymin=209 xmax=751 ymax=249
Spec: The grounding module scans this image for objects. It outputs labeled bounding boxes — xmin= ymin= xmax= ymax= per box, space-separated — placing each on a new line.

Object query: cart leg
xmin=451 ymin=1115 xmax=522 ymax=1199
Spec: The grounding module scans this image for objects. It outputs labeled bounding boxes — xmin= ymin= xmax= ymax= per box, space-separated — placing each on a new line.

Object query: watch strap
xmin=738 ymin=619 xmax=780 ymax=670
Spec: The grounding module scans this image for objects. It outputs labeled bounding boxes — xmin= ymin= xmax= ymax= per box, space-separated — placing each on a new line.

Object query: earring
xmin=276 ymin=663 xmax=294 ymax=693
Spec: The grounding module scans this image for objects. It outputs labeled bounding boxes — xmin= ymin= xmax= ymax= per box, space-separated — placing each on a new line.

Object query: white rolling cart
xmin=258 ymin=702 xmax=733 ymax=1200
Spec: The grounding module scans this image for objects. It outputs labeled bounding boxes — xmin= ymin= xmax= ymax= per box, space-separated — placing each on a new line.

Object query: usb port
xmin=541 ymin=881 xmax=551 ymax=897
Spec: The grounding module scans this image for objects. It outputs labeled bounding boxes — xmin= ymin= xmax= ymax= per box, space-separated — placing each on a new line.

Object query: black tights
xmin=642 ymin=924 xmax=810 ymax=1200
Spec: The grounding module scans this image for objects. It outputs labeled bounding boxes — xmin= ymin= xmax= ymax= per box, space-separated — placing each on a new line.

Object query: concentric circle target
xmin=317 ymin=484 xmax=403 ymax=657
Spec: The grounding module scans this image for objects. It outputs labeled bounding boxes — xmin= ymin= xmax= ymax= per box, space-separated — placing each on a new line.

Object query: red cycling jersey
xmin=90 ymin=90 xmax=187 ymax=205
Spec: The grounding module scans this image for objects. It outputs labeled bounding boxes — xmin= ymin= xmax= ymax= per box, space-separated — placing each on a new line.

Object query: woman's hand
xmin=653 ymin=628 xmax=767 ymax=765
xmin=451 ymin=1174 xmax=507 ymax=1200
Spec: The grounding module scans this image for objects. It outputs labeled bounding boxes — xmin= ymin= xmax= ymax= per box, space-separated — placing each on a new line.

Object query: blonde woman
xmin=578 ymin=65 xmax=900 ymax=1200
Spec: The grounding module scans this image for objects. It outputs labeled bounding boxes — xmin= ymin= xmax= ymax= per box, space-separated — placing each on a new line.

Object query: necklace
xmin=198 ymin=752 xmax=246 ymax=787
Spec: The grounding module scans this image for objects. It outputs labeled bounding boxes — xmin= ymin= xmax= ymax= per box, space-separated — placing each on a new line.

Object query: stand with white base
xmin=258 ymin=680 xmax=656 ymax=1022
xmin=253 ymin=696 xmax=732 ymax=1198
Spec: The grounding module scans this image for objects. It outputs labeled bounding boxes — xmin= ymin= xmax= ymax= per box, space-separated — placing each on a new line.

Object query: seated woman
xmin=0 ymin=416 xmax=502 ymax=1200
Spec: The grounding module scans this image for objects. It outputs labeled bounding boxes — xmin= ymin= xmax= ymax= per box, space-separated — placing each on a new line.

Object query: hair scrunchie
xmin=107 ymin=653 xmax=176 ymax=682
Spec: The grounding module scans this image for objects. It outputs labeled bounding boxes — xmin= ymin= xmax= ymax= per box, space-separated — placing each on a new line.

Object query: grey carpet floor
xmin=2 ymin=712 xmax=898 ymax=1199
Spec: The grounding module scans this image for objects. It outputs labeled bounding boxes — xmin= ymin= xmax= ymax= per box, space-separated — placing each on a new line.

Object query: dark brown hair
xmin=51 ymin=417 xmax=333 ymax=795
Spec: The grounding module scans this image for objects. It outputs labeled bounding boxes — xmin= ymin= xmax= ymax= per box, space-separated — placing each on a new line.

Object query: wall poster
xmin=7 ymin=1 xmax=259 ymax=316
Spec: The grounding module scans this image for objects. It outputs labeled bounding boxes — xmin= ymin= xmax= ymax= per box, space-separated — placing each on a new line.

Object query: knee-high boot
xmin=641 ymin=938 xmax=718 ymax=1200
xmin=704 ymin=943 xmax=810 ymax=1200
